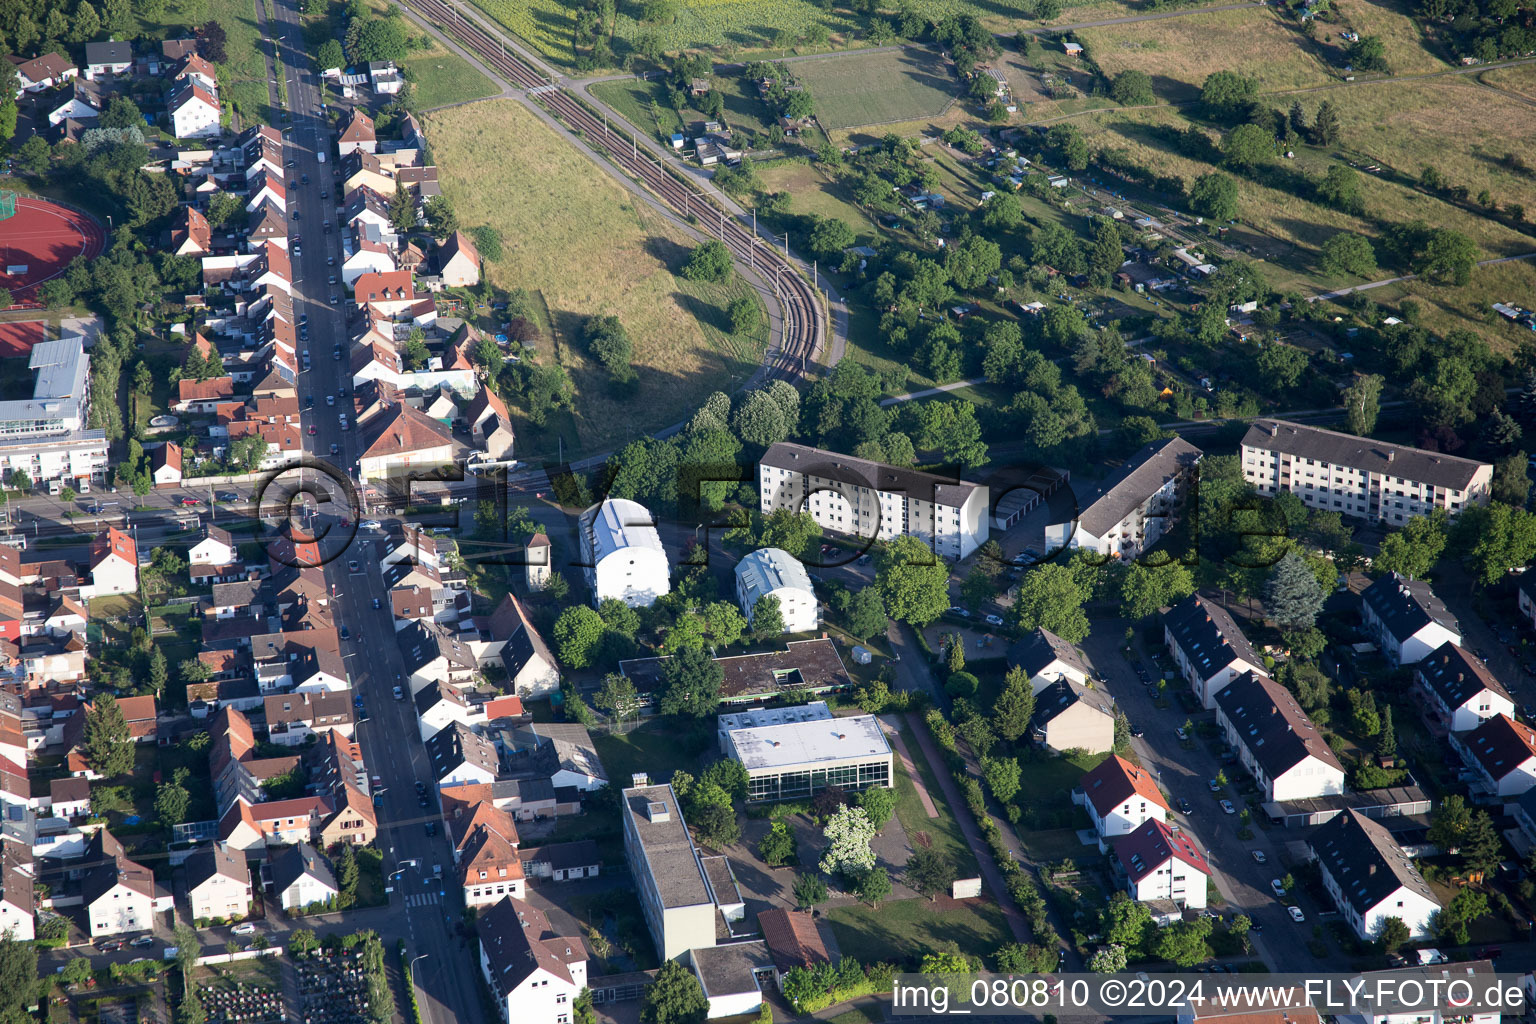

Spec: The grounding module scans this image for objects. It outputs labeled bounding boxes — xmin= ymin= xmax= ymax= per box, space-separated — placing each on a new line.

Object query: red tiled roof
xmin=1080 ymin=754 xmax=1169 ymax=818
xmin=177 ymin=376 xmax=235 ymax=403
xmin=90 ymin=527 xmax=137 ymax=569
xmin=1114 ymin=818 xmax=1210 ymax=883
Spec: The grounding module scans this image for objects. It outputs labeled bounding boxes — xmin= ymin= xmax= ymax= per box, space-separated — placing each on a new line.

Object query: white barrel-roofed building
xmin=734 ymin=547 xmax=818 ymax=634
xmin=577 ymin=498 xmax=671 ymax=608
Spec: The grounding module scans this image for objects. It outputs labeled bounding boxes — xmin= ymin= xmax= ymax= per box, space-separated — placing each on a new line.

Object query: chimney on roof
xmin=1268 ymin=422 xmax=1278 ymax=436
xmin=1387 ymin=451 xmax=1395 ymax=462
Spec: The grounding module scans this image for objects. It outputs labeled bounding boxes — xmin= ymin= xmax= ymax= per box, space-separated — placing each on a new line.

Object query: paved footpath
xmin=880 ymin=714 xmax=938 ymax=818
xmin=903 ymin=712 xmax=1031 ymax=942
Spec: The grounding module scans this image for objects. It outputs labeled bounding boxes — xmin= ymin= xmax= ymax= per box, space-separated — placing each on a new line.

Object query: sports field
xmin=424 ymin=99 xmax=766 ymax=455
xmin=792 ymin=47 xmax=958 ymax=130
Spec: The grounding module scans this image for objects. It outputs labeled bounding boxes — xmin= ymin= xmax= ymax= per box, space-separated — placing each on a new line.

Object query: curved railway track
xmin=402 ymin=0 xmax=825 ymax=383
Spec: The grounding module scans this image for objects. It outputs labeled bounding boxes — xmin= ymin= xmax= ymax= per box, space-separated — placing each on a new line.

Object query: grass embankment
xmin=423 ymin=98 xmax=768 ymax=457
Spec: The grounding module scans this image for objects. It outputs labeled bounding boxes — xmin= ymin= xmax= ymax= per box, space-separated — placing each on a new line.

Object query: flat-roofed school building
xmin=718 ymin=702 xmax=892 ymax=803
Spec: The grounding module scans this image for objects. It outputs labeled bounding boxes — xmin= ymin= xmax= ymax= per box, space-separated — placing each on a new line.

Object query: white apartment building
xmin=1241 ymin=419 xmax=1491 ymax=524
xmin=759 ymin=442 xmax=989 ymax=561
xmin=1045 ymin=436 xmax=1201 ymax=560
xmin=577 ymin=499 xmax=671 ymax=608
xmin=479 ymin=898 xmax=587 ymax=1024
xmin=0 ymin=431 xmax=109 ymax=488
xmin=1361 ymin=574 xmax=1463 ymax=667
xmin=734 ymin=547 xmax=818 ymax=634
xmin=1310 ymin=810 xmax=1441 ymax=941
xmin=1213 ymin=671 xmax=1345 ymax=802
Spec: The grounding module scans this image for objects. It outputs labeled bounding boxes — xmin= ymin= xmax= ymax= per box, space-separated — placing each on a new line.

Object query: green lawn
xmin=591 ymin=720 xmax=705 ymax=785
xmin=402 ymin=53 xmax=499 ymax=110
xmin=827 ymin=897 xmax=1010 ymax=968
xmin=792 ymin=47 xmax=959 ymax=131
xmin=1015 ymin=749 xmax=1107 ymax=842
xmin=135 ymin=0 xmax=273 ymax=126
xmin=894 ymin=724 xmax=976 ymax=878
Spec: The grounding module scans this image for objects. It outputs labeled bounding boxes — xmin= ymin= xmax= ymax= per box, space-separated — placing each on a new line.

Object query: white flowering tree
xmin=1088 ymin=944 xmax=1127 ymax=974
xmin=818 ymin=806 xmax=877 ymax=880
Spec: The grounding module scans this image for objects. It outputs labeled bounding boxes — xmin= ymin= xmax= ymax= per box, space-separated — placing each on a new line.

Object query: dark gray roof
xmin=85 ymin=41 xmax=133 ymax=65
xmin=478 ymin=897 xmax=578 ymax=994
xmin=1242 ymin=419 xmax=1490 ymax=491
xmin=1362 ymin=574 xmax=1461 ymax=645
xmin=397 ymin=620 xmax=478 ymax=675
xmin=1030 ymin=678 xmax=1113 ymax=728
xmin=1415 ymin=642 xmax=1511 ymax=710
xmin=185 ymin=843 xmax=247 ymax=890
xmin=1162 ymin=595 xmax=1260 ymax=681
xmin=622 ymin=784 xmax=713 ymax=909
xmin=519 ymin=840 xmax=600 ymax=871
xmin=413 ymin=680 xmax=466 ymax=717
xmin=492 ymin=777 xmax=556 ymax=805
xmin=1458 ymin=713 xmax=1536 ymax=782
xmin=761 ymin=441 xmax=981 ymax=508
xmin=531 ymin=723 xmax=607 ymax=784
xmin=211 ymin=580 xmax=262 ymax=609
xmin=691 ymin=940 xmax=771 ymax=998
xmin=1006 ymin=627 xmax=1092 ymax=681
xmin=1071 ymin=436 xmax=1201 ymax=537
xmin=1308 ymin=810 xmax=1437 ymax=916
xmin=270 ymin=842 xmax=336 ymax=895
xmin=1213 ymin=671 xmax=1342 ymax=778
xmin=425 ymin=721 xmax=499 ymax=780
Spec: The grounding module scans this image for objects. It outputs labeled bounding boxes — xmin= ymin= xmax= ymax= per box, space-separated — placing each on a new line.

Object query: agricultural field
xmin=792 ymin=47 xmax=960 ymax=130
xmin=424 ymin=99 xmax=768 ymax=456
xmin=1324 ymin=0 xmax=1450 ymax=74
xmin=1077 ymin=7 xmax=1332 ymax=101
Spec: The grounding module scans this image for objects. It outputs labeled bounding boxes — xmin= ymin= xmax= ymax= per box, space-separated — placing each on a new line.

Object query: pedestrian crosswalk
xmin=404 ymin=892 xmax=440 ymax=907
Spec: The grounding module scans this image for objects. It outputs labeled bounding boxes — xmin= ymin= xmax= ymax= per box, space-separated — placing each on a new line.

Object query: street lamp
xmin=409 ymin=953 xmax=432 ymax=1024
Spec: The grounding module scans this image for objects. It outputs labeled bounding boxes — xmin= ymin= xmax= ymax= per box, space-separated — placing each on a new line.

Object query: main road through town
xmin=260 ymin=0 xmax=488 ymax=1020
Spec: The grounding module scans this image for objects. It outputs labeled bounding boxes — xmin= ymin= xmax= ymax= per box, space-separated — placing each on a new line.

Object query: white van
xmin=47 ymin=479 xmax=61 ymax=496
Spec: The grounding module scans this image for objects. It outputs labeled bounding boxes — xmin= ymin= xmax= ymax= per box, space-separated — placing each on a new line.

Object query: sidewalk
xmin=903 ymin=712 xmax=1031 ymax=942
xmin=880 ymin=715 xmax=937 ymax=818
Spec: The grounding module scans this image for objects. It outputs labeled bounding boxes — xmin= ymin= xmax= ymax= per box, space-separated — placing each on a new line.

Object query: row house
xmin=1451 ymin=713 xmax=1536 ymax=798
xmin=1414 ymin=642 xmax=1513 ymax=732
xmin=1213 ymin=671 xmax=1345 ymax=802
xmin=1361 ymin=574 xmax=1461 ymax=667
xmin=1309 ymin=809 xmax=1440 ymax=941
xmin=1162 ymin=594 xmax=1264 ymax=709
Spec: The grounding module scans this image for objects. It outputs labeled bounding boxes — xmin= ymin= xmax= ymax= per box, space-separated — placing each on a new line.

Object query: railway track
xmin=401 ymin=0 xmax=825 ymax=383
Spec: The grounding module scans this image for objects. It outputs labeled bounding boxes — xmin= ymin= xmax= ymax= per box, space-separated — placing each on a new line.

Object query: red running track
xmin=0 ymin=197 xmax=106 ymax=305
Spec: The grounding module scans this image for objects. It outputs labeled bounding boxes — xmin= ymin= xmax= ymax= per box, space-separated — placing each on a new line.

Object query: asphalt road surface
xmin=259 ymin=0 xmax=487 ymax=1019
